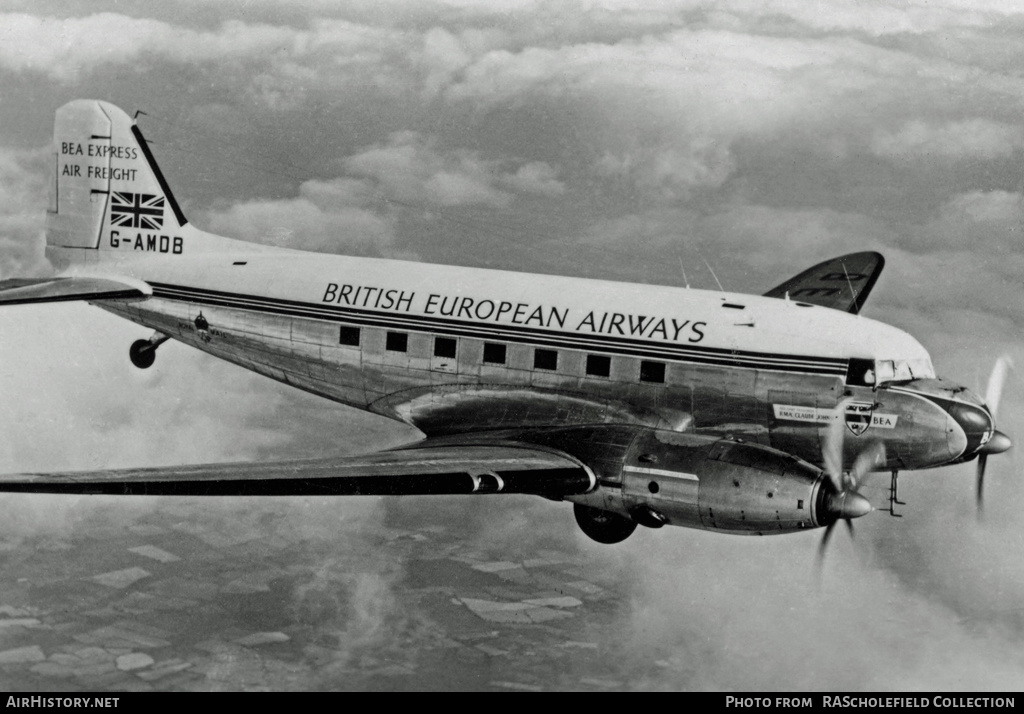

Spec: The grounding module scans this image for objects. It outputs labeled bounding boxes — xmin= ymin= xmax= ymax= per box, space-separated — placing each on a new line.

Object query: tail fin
xmin=47 ymin=100 xmax=189 ymax=266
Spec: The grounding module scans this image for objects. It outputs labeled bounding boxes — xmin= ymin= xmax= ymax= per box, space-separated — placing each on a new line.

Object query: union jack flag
xmin=110 ymin=192 xmax=164 ymax=230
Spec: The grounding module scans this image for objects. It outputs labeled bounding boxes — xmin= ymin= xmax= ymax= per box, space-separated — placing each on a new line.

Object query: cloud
xmin=344 ymin=131 xmax=563 ymax=208
xmin=572 ymin=204 xmax=891 ymax=291
xmin=500 ymin=160 xmax=565 ymax=196
xmin=0 ymin=13 xmax=303 ymax=82
xmin=595 ymin=140 xmax=735 ymax=202
xmin=433 ymin=30 xmax=927 ymax=203
xmin=416 ymin=26 xmax=507 ymax=98
xmin=871 ymin=120 xmax=1024 ymax=161
xmin=202 ymin=178 xmax=398 ymax=254
xmin=0 ymin=146 xmax=50 ymax=279
xmin=742 ymin=0 xmax=1021 ymax=36
xmin=0 ymin=304 xmax=297 ymax=473
xmin=899 ymin=190 xmax=1024 ymax=259
xmin=613 ymin=526 xmax=1024 ymax=690
xmin=444 ymin=29 xmax=875 ymax=127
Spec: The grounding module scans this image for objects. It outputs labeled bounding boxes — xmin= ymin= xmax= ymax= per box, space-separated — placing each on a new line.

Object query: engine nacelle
xmin=620 ymin=431 xmax=825 ymax=535
xmin=521 ymin=425 xmax=830 ymax=542
xmin=551 ymin=427 xmax=830 ymax=540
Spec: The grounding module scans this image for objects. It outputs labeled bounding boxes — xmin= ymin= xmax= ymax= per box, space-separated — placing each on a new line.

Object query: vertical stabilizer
xmin=47 ymin=100 xmax=188 ymax=264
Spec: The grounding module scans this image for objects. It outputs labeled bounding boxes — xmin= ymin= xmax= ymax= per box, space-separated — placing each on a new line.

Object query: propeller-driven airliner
xmin=0 ymin=100 xmax=1011 ymax=554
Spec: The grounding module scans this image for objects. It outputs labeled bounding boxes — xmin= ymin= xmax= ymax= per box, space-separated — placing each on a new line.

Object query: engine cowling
xmin=620 ymin=431 xmax=825 ymax=535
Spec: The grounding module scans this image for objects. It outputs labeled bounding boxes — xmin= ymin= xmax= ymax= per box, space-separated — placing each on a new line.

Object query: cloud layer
xmin=1 ymin=0 xmax=1023 ymax=692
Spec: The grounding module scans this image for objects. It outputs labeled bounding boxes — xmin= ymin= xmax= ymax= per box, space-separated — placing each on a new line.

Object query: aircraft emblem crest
xmin=845 ymin=401 xmax=874 ymax=436
xmin=194 ymin=312 xmax=211 ymax=342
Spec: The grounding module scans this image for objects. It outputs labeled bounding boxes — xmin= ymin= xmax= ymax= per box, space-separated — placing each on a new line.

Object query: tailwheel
xmin=129 ymin=332 xmax=169 ymax=369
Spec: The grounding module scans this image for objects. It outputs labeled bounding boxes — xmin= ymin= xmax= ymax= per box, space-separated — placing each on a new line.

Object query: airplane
xmin=0 ymin=99 xmax=1012 ymax=554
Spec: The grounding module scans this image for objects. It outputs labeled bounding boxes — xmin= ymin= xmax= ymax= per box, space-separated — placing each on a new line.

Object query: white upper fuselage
xmin=62 ymin=224 xmax=932 ymax=372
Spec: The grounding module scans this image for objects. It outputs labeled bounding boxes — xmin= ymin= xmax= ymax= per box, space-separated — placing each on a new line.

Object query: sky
xmin=0 ymin=0 xmax=1023 ymax=691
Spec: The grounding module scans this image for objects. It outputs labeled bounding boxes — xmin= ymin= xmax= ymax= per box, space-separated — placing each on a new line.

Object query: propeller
xmin=817 ymin=398 xmax=884 ymax=568
xmin=977 ymin=356 xmax=1014 ymax=513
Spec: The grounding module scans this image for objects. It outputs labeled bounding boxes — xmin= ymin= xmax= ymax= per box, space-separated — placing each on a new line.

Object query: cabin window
xmin=534 ymin=348 xmax=558 ymax=371
xmin=586 ymin=354 xmax=611 ymax=377
xmin=640 ymin=360 xmax=665 ymax=384
xmin=339 ymin=326 xmax=361 ymax=346
xmin=483 ymin=343 xmax=507 ymax=365
xmin=434 ymin=337 xmax=457 ymax=359
xmin=386 ymin=331 xmax=408 ymax=352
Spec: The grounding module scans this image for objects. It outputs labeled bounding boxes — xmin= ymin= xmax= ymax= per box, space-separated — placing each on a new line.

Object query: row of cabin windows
xmin=339 ymin=325 xmax=667 ymax=383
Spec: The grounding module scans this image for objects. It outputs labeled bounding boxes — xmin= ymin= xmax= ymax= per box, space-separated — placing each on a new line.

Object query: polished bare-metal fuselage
xmin=83 ymin=247 xmax=989 ymax=538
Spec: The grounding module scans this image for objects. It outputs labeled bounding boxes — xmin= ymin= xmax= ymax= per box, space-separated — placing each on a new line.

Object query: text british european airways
xmin=322 ymin=282 xmax=707 ymax=343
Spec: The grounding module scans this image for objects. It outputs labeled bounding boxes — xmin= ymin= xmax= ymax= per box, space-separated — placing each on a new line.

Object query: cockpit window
xmin=875 ymin=360 xmax=896 ymax=383
xmin=877 ymin=358 xmax=934 ymax=383
xmin=907 ymin=358 xmax=935 ymax=378
xmin=848 ymin=357 xmax=935 ymax=387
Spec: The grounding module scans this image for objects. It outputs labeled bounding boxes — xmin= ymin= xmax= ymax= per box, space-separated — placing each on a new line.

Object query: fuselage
xmin=60 ymin=224 xmax=993 ymax=476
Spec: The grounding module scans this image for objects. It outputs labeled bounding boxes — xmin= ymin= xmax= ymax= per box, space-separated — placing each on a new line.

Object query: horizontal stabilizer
xmin=0 ymin=276 xmax=150 ymax=306
xmin=763 ymin=252 xmax=884 ymax=314
xmin=0 ymin=443 xmax=596 ymax=497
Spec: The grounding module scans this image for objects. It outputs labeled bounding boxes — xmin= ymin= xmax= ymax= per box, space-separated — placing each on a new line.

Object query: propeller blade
xmin=816 ymin=406 xmax=883 ymax=569
xmin=985 ymin=356 xmax=1013 ymax=419
xmin=977 ymin=356 xmax=1012 ymax=515
xmin=970 ymin=354 xmax=1011 ymax=512
xmin=849 ymin=441 xmax=885 ymax=491
xmin=821 ymin=397 xmax=852 ymax=492
xmin=976 ymin=452 xmax=987 ymax=513
xmin=817 ymin=521 xmax=837 ymax=568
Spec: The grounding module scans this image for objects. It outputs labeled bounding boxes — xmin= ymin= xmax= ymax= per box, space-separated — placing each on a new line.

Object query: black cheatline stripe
xmin=148 ymin=282 xmax=849 ymax=375
xmin=148 ymin=280 xmax=843 ymax=376
xmin=159 ymin=289 xmax=832 ymax=370
xmin=151 ymin=282 xmax=849 ymax=369
xmin=131 ymin=125 xmax=187 ymax=227
xmin=150 ymin=283 xmax=848 ymax=374
xmin=151 ymin=281 xmax=845 ymax=365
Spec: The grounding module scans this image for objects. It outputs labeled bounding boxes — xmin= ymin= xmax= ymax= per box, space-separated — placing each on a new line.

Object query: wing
xmin=762 ymin=252 xmax=884 ymax=314
xmin=0 ymin=442 xmax=595 ymax=497
xmin=0 ymin=276 xmax=150 ymax=305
